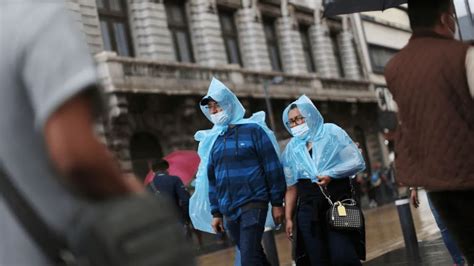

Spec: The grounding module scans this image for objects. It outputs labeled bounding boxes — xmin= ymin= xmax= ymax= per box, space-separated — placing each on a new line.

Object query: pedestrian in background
xmin=369 ymin=163 xmax=382 ymax=207
xmin=282 ymin=95 xmax=366 ymax=266
xmin=147 ymin=159 xmax=191 ymax=225
xmin=385 ymin=0 xmax=474 ymax=262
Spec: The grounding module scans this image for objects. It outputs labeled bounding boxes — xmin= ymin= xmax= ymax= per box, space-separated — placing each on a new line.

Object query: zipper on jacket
xmin=235 ymin=126 xmax=239 ymax=156
xmin=223 ymin=130 xmax=233 ymax=204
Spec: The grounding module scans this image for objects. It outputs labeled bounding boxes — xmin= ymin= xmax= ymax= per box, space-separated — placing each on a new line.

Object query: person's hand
xmin=355 ymin=142 xmax=363 ymax=154
xmin=285 ymin=218 xmax=294 ymax=241
xmin=410 ymin=189 xmax=420 ymax=208
xmin=211 ymin=217 xmax=224 ymax=233
xmin=272 ymin=206 xmax=284 ymax=226
xmin=317 ymin=176 xmax=331 ymax=186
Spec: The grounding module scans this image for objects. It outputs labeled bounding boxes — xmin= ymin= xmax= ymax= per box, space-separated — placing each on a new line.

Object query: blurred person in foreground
xmin=385 ymin=0 xmax=474 ymax=263
xmin=0 ymin=1 xmax=145 ymax=264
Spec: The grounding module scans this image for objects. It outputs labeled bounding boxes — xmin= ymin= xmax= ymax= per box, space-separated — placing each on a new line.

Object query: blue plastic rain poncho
xmin=189 ymin=78 xmax=280 ymax=233
xmin=281 ymin=95 xmax=365 ymax=186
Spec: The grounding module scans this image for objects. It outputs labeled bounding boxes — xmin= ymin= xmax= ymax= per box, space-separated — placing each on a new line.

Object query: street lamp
xmin=263 ymin=76 xmax=284 ymax=130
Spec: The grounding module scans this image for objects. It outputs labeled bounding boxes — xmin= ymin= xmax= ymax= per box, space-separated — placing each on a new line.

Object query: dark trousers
xmin=427 ymin=196 xmax=465 ymax=264
xmin=297 ymin=204 xmax=361 ymax=266
xmin=225 ymin=208 xmax=270 ymax=266
xmin=428 ymin=190 xmax=474 ymax=265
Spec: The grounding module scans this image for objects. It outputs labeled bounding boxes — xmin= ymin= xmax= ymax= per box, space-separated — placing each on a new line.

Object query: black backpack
xmin=0 ymin=168 xmax=194 ymax=266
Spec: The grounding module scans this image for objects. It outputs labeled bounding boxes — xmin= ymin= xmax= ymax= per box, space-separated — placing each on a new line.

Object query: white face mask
xmin=291 ymin=123 xmax=310 ymax=139
xmin=210 ymin=110 xmax=229 ymax=125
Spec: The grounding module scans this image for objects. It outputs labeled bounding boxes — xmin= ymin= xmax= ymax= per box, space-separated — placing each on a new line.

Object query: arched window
xmin=129 ymin=132 xmax=163 ymax=181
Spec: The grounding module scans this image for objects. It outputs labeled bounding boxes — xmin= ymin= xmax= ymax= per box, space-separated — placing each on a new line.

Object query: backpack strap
xmin=148 ymin=177 xmax=160 ymax=195
xmin=0 ymin=168 xmax=70 ymax=264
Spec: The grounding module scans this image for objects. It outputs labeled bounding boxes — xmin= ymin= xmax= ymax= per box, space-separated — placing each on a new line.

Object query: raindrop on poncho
xmin=189 ymin=78 xmax=279 ymax=233
xmin=281 ymin=95 xmax=365 ymax=186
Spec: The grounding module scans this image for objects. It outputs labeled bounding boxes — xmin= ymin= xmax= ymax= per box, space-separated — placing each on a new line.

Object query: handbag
xmin=317 ymin=180 xmax=364 ymax=232
xmin=326 ymin=198 xmax=363 ymax=231
xmin=0 ymin=168 xmax=194 ymax=266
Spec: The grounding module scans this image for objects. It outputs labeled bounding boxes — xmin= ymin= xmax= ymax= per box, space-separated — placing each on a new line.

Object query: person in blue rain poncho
xmin=281 ymin=95 xmax=366 ymax=266
xmin=189 ymin=78 xmax=286 ymax=266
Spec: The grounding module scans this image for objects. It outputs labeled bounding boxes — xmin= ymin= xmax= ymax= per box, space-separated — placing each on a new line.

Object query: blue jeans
xmin=234 ymin=247 xmax=241 ymax=266
xmin=225 ymin=208 xmax=270 ymax=266
xmin=297 ymin=204 xmax=361 ymax=266
xmin=428 ymin=197 xmax=465 ymax=265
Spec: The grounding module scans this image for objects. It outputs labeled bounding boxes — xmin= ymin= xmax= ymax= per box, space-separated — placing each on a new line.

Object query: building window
xmin=300 ymin=25 xmax=316 ymax=73
xmin=329 ymin=30 xmax=344 ymax=77
xmin=369 ymin=45 xmax=398 ymax=74
xmin=97 ymin=0 xmax=134 ymax=56
xmin=263 ymin=17 xmax=282 ymax=71
xmin=219 ymin=9 xmax=242 ymax=66
xmin=165 ymin=0 xmax=195 ymax=63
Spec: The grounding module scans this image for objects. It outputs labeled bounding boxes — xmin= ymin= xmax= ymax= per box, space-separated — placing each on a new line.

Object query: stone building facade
xmin=66 ymin=0 xmax=390 ymax=180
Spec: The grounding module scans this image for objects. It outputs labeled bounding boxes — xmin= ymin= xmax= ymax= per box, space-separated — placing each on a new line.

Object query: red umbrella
xmin=144 ymin=170 xmax=155 ymax=186
xmin=164 ymin=150 xmax=200 ymax=186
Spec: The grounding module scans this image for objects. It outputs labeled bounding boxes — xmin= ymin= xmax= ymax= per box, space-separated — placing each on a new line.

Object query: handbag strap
xmin=317 ymin=177 xmax=358 ymax=207
xmin=317 ymin=184 xmax=334 ymax=206
xmin=348 ymin=176 xmax=357 ymax=200
xmin=0 ymin=168 xmax=70 ymax=264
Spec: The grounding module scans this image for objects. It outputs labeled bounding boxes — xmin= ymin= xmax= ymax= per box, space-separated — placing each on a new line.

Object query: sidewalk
xmin=197 ymin=190 xmax=443 ymax=266
xmin=364 ymin=237 xmax=452 ymax=266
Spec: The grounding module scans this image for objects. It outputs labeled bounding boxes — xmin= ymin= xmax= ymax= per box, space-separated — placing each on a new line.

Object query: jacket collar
xmin=411 ymin=29 xmax=453 ymax=41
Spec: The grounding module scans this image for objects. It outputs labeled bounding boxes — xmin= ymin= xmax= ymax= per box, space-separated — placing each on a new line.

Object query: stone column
xmin=104 ymin=94 xmax=133 ymax=173
xmin=65 ymin=0 xmax=84 ymax=29
xmin=188 ymin=0 xmax=227 ymax=66
xmin=128 ymin=0 xmax=175 ymax=61
xmin=94 ymin=52 xmax=132 ymax=172
xmin=276 ymin=1 xmax=307 ymax=74
xmin=338 ymin=16 xmax=361 ymax=80
xmin=66 ymin=0 xmax=104 ymax=55
xmin=309 ymin=8 xmax=339 ymax=78
xmin=236 ymin=0 xmax=272 ymax=71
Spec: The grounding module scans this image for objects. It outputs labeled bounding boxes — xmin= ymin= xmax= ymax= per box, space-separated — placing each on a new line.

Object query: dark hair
xmin=152 ymin=159 xmax=169 ymax=172
xmin=408 ymin=0 xmax=453 ymax=30
xmin=289 ymin=104 xmax=298 ymax=110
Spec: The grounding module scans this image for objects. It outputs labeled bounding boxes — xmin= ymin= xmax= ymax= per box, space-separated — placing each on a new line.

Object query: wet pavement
xmin=365 ymin=237 xmax=452 ymax=266
xmin=197 ymin=190 xmax=450 ymax=266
